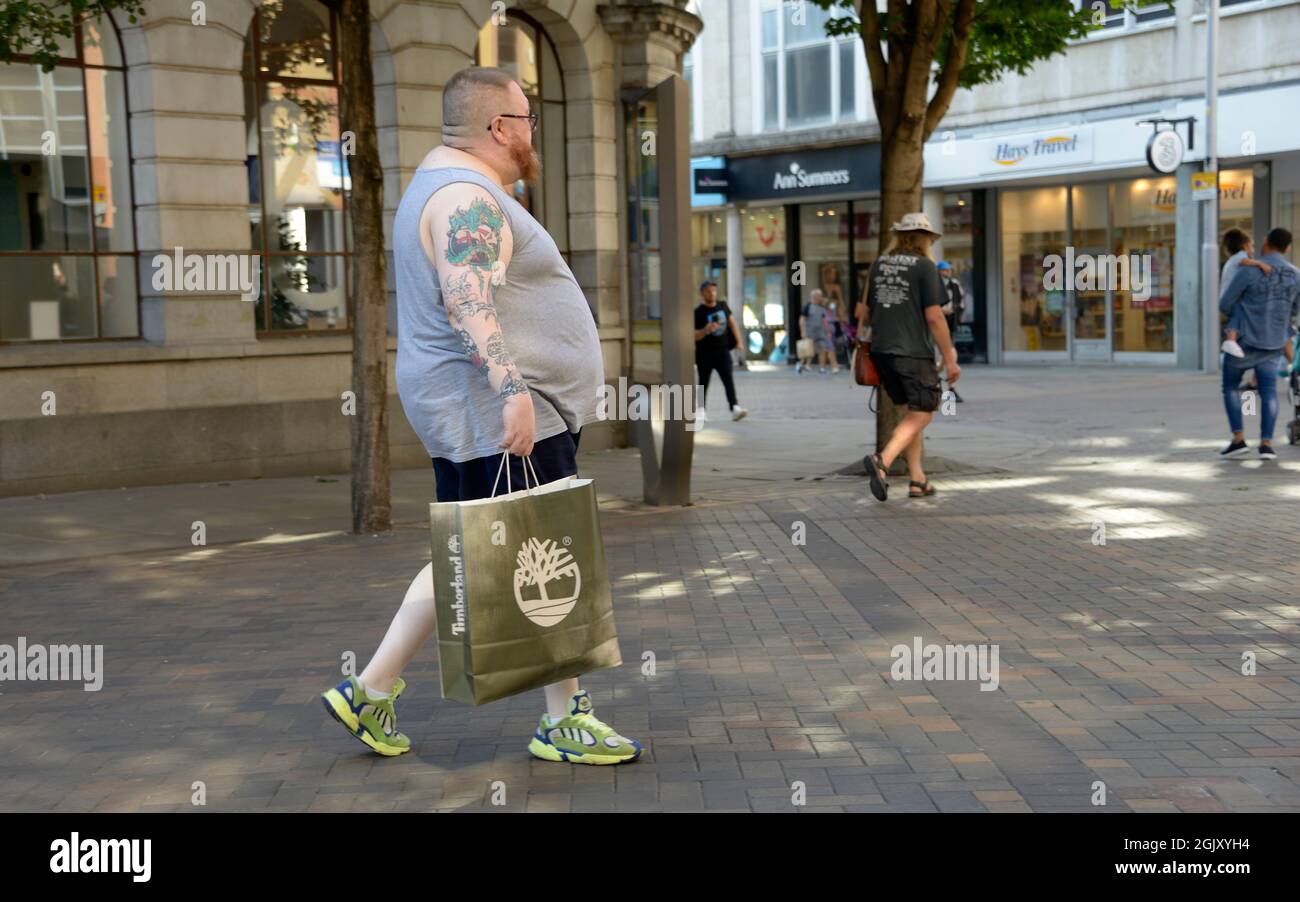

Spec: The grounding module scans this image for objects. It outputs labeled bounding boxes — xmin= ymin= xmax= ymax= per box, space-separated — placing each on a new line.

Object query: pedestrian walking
xmin=937 ymin=261 xmax=964 ymax=403
xmin=800 ymin=289 xmax=838 ymax=374
xmin=1218 ymin=227 xmax=1300 ymax=460
xmin=857 ymin=212 xmax=961 ymax=501
xmin=319 ymin=67 xmax=641 ymax=764
xmin=694 ymin=280 xmax=748 ymax=421
xmin=1220 ymin=228 xmax=1275 ymax=361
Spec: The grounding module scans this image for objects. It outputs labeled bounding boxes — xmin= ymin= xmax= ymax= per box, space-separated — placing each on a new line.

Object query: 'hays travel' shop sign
xmin=977 ymin=126 xmax=1094 ymax=174
xmin=722 ymin=143 xmax=881 ymax=202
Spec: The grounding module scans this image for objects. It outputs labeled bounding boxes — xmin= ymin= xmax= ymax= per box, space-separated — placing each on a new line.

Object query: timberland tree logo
xmin=513 ymin=537 xmax=581 ymax=627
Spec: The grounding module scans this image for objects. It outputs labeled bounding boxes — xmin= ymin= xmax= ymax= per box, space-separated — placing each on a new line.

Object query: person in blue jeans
xmin=1218 ymin=227 xmax=1300 ymax=460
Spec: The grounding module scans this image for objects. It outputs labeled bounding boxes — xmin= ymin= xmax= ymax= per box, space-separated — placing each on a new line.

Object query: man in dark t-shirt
xmin=857 ymin=212 xmax=960 ymax=502
xmin=694 ymin=280 xmax=747 ymax=422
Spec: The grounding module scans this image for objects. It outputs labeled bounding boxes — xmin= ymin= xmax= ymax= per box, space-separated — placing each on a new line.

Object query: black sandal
xmin=908 ymin=480 xmax=936 ymax=498
xmin=865 ymin=453 xmax=889 ymax=502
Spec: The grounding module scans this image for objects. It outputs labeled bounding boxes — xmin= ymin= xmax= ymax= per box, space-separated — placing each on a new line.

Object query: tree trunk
xmin=340 ymin=0 xmax=391 ymax=533
xmin=874 ymin=116 xmax=928 ymax=473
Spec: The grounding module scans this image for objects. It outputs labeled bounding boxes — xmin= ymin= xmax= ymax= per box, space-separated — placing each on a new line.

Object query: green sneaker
xmin=527 ymin=690 xmax=643 ymax=765
xmin=321 ymin=676 xmax=411 ymax=757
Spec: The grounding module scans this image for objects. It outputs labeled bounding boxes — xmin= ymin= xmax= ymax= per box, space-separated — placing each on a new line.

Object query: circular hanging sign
xmin=1146 ymin=129 xmax=1184 ymax=174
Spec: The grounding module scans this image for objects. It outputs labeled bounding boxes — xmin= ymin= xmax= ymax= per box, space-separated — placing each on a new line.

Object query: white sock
xmin=544 ymin=679 xmax=580 ymax=720
xmin=357 ymin=678 xmax=389 ymax=700
xmin=358 ymin=563 xmax=437 ymax=699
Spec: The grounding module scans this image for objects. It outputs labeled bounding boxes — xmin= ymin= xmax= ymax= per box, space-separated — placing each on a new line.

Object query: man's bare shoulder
xmin=424 ymin=180 xmax=507 ymax=221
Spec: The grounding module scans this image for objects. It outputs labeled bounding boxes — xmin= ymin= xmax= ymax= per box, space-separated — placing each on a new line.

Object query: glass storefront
xmin=740 ymin=205 xmax=786 ymax=358
xmin=1001 ymin=186 xmax=1068 ymax=352
xmin=799 ymin=203 xmax=849 ymax=351
xmin=690 ymin=211 xmax=727 ymax=301
xmin=940 ymin=193 xmax=978 ymax=361
xmin=1281 ymin=189 xmax=1300 ymax=262
xmin=1112 ymin=177 xmax=1176 ymax=353
xmin=998 ymin=169 xmax=1254 ymax=359
xmin=850 ymin=199 xmax=881 ymax=321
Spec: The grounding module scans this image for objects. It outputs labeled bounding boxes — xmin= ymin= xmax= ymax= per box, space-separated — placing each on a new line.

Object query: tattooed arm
xmin=425 ymin=183 xmax=535 ymax=455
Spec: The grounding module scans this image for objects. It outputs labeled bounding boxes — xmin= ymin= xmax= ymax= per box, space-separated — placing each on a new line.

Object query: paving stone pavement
xmin=1 ymin=365 xmax=1298 ymax=812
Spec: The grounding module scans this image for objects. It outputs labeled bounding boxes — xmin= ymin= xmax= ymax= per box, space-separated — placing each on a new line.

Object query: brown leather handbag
xmin=853 ymin=339 xmax=880 ymax=387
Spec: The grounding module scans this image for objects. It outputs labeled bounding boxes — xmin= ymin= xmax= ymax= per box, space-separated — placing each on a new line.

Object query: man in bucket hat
xmin=856 ymin=212 xmax=961 ymax=501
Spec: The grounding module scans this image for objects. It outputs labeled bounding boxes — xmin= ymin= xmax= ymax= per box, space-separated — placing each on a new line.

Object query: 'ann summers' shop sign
xmin=977 ymin=126 xmax=1094 ymax=175
xmin=725 ymin=143 xmax=881 ymax=202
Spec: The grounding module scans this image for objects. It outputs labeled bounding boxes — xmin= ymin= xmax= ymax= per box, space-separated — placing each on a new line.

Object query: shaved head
xmin=435 ymin=65 xmax=540 ymax=185
xmin=442 ymin=66 xmax=519 ymax=145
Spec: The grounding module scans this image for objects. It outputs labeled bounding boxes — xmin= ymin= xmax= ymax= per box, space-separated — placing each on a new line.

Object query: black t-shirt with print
xmin=866 ymin=254 xmax=942 ymax=359
xmin=694 ymin=302 xmax=732 ymax=355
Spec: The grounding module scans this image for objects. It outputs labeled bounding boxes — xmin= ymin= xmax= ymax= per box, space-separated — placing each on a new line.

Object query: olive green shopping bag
xmin=428 ymin=465 xmax=622 ymax=706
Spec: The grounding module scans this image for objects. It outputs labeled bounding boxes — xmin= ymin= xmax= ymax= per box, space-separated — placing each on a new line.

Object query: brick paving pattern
xmin=1 ymin=366 xmax=1298 ymax=811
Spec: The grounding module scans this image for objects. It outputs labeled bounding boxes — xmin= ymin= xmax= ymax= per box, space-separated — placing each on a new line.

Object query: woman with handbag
xmin=855 ymin=213 xmax=961 ymax=502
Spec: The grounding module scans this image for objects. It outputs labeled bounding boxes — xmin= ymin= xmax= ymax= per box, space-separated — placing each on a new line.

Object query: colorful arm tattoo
xmin=440 ymin=194 xmax=527 ymax=401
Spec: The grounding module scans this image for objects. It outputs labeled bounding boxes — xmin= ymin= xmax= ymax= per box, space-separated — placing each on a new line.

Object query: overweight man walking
xmin=319 ymin=67 xmax=641 ymax=764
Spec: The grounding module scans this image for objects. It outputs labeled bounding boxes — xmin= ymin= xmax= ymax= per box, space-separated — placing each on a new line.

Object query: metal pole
xmin=1202 ymin=0 xmax=1220 ymax=373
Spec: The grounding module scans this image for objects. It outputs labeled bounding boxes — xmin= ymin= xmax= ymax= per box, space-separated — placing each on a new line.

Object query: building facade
xmin=0 ymin=0 xmax=702 ymax=496
xmin=688 ymin=0 xmax=1300 ymax=369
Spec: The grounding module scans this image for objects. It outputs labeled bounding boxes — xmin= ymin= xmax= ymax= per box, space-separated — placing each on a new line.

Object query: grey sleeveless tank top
xmin=393 ymin=166 xmax=603 ymax=463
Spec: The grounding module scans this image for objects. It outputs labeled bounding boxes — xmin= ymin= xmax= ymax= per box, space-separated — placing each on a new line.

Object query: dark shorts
xmin=871 ymin=352 xmax=941 ymax=413
xmin=431 ymin=429 xmax=580 ymax=502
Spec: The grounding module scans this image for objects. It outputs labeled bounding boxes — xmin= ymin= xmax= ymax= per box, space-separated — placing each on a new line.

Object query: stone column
xmin=127 ymin=1 xmax=257 ymax=344
xmin=597 ymin=0 xmax=703 ymax=90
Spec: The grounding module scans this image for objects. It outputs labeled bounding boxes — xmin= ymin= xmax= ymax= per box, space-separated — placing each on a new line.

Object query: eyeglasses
xmin=488 ymin=113 xmax=539 ymax=133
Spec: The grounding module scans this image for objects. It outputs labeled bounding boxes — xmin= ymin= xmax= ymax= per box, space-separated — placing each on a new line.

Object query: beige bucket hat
xmin=890 ymin=211 xmax=942 ymax=238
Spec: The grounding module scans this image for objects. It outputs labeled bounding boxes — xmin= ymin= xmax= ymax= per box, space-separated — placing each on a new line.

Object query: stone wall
xmin=0 ymin=0 xmax=686 ymax=496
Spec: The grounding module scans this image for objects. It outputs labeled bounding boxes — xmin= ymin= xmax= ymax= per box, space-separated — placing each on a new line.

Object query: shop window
xmin=476 ymin=13 xmax=569 ymax=258
xmin=851 ymin=198 xmax=881 ymax=321
xmin=940 ymin=193 xmax=978 ymax=359
xmin=798 ymin=203 xmax=848 ymax=320
xmin=1112 ymin=177 xmax=1177 ymax=353
xmin=1000 ymin=187 xmax=1068 ymax=352
xmin=691 ymin=211 xmax=727 ymax=306
xmin=1071 ymin=183 xmax=1109 ymax=345
xmin=244 ymin=0 xmax=350 ymax=334
xmin=1278 ymin=190 xmax=1300 ymax=266
xmin=1217 ymin=168 xmax=1253 ymax=245
xmin=627 ymin=97 xmax=660 ymax=323
xmin=0 ymin=16 xmax=136 ymax=342
xmin=740 ymin=205 xmax=786 ymax=357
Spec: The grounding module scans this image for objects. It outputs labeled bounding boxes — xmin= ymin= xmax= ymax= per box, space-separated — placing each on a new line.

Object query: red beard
xmin=510 ymin=133 xmax=541 ymax=186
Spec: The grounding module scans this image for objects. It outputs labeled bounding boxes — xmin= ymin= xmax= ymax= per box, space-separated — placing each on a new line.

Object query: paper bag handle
xmin=490 ymin=452 xmax=542 ymax=497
